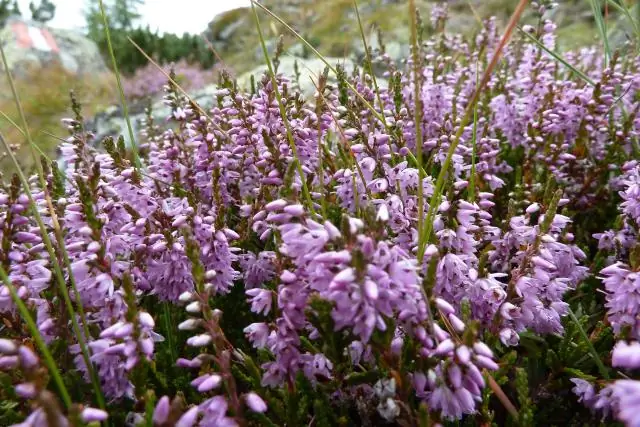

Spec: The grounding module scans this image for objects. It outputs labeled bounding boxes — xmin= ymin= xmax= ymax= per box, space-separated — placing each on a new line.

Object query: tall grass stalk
xmin=251 ymin=2 xmax=316 ymax=214
xmin=353 ymin=0 xmax=395 ymax=161
xmin=250 ymin=0 xmax=428 ymax=178
xmin=98 ymin=0 xmax=141 ymax=169
xmin=0 ymin=45 xmax=107 ymax=412
xmin=127 ymin=37 xmax=233 ymax=143
xmin=408 ymin=0 xmax=425 ymax=253
xmin=590 ymin=0 xmax=612 ymax=66
xmin=607 ymin=0 xmax=640 ymax=51
xmin=468 ymin=62 xmax=479 ymax=202
xmin=416 ymin=0 xmax=530 ymax=262
xmin=0 ymin=266 xmax=73 ymax=409
xmin=309 ymin=77 xmax=373 ymax=202
xmin=518 ymin=27 xmax=595 ymax=86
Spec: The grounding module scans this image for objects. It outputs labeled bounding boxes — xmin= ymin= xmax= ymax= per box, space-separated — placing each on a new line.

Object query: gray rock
xmin=216 ymin=17 xmax=245 ymax=41
xmin=0 ymin=16 xmax=108 ymax=77
xmin=89 ymin=84 xmax=221 ymax=146
xmin=207 ymin=7 xmax=249 ymax=43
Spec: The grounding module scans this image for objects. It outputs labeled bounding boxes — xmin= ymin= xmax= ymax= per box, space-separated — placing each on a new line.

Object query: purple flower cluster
xmin=572 ymin=161 xmax=640 ymax=425
xmin=123 ymin=59 xmax=217 ymax=100
xmin=0 ymin=339 xmax=108 ymax=425
xmin=1 ymin=6 xmax=640 ymax=425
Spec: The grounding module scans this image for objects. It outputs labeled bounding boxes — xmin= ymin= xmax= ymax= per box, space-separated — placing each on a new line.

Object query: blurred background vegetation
xmin=0 ymin=0 xmax=638 ymax=176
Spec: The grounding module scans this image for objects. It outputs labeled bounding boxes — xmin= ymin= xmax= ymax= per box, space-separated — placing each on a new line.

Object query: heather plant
xmin=0 ymin=0 xmax=640 ymax=426
xmin=122 ymin=60 xmax=216 ymax=101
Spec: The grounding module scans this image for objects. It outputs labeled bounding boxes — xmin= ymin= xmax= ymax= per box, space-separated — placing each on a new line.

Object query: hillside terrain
xmin=0 ymin=0 xmax=637 ymax=175
xmin=207 ymin=0 xmax=635 ymax=74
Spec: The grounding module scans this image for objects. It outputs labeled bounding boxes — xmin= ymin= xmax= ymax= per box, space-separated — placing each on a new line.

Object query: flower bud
xmin=179 ymin=291 xmax=194 ymax=302
xmin=179 ymin=319 xmax=200 ymax=331
xmin=245 ymin=392 xmax=268 ymax=413
xmin=186 ymin=301 xmax=202 ymax=313
xmin=82 ymin=408 xmax=109 ymax=423
xmin=186 ymin=334 xmax=212 ymax=347
xmin=0 ymin=339 xmax=17 ymax=355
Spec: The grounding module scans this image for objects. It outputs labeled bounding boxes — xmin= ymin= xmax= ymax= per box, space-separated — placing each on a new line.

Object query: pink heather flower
xmin=246 ymin=288 xmax=273 ymax=315
xmin=245 ymin=392 xmax=268 ymax=413
xmin=612 ymin=341 xmax=640 ymax=369
xmin=613 ymin=380 xmax=640 ymax=426
xmin=81 ymin=408 xmax=109 ymax=423
xmin=1 ymin=14 xmax=640 ymax=425
xmin=176 ymin=406 xmax=199 ymax=427
xmin=153 ymin=396 xmax=171 ymax=424
xmin=244 ymin=323 xmax=270 ymax=348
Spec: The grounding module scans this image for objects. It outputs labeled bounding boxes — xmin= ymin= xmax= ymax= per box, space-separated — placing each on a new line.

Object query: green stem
xmin=0 ymin=44 xmax=106 ymax=412
xmin=0 ymin=266 xmax=72 ymax=409
xmin=162 ymin=303 xmax=176 ymax=364
xmin=417 ymin=0 xmax=531 ymax=262
xmin=98 ymin=0 xmax=141 ymax=169
xmin=567 ymin=308 xmax=610 ymax=380
xmin=468 ymin=62 xmax=480 ymax=202
xmin=409 ymin=0 xmax=425 ymax=248
xmin=353 ymin=0 xmax=396 ymax=162
xmin=251 ymin=2 xmax=316 ymax=214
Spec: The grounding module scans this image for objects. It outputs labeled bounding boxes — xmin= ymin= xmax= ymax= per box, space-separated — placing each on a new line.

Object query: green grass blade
xmin=0 ymin=45 xmax=107 ymax=413
xmin=251 ymin=2 xmax=316 ymax=215
xmin=0 ymin=266 xmax=72 ymax=409
xmin=409 ymin=0 xmax=425 ymax=250
xmin=98 ymin=0 xmax=141 ymax=169
xmin=353 ymin=0 xmax=395 ymax=161
xmin=468 ymin=63 xmax=480 ymax=202
xmin=567 ymin=307 xmax=610 ymax=380
xmin=605 ymin=0 xmax=640 ymax=46
xmin=589 ymin=0 xmax=612 ymax=67
xmin=417 ymin=0 xmax=530 ymax=262
xmin=518 ymin=27 xmax=595 ymax=86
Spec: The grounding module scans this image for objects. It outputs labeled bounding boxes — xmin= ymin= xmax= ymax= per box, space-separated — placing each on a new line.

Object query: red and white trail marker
xmin=11 ymin=22 xmax=60 ymax=53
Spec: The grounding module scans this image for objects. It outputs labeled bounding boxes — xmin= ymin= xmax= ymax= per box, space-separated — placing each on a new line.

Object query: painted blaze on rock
xmin=1 ymin=17 xmax=107 ymax=76
xmin=11 ymin=21 xmax=60 ymax=53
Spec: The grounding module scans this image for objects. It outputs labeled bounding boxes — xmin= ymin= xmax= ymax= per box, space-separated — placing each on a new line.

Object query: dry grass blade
xmin=200 ymin=34 xmax=235 ymax=78
xmin=99 ymin=0 xmax=141 ymax=169
xmin=0 ymin=110 xmax=52 ymax=161
xmin=0 ymin=265 xmax=72 ymax=409
xmin=417 ymin=0 xmax=531 ymax=261
xmin=0 ymin=43 xmax=107 ymax=413
xmin=518 ymin=27 xmax=595 ymax=86
xmin=250 ymin=1 xmax=316 ymax=214
xmin=127 ymin=37 xmax=232 ymax=143
xmin=308 ymin=76 xmax=373 ymax=201
xmin=251 ymin=0 xmax=430 ymax=175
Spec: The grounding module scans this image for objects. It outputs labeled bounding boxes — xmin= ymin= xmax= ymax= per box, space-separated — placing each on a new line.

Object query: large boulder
xmin=88 ymin=83 xmax=221 ymax=146
xmin=0 ymin=16 xmax=108 ymax=76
